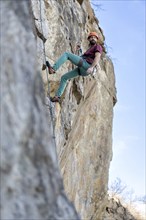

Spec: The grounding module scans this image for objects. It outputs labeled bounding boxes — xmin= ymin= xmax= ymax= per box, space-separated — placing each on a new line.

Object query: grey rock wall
xmin=0 ymin=1 xmax=79 ymax=219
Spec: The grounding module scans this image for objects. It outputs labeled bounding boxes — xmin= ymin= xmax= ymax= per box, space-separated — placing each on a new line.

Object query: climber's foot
xmin=48 ymin=66 xmax=56 ymax=74
xmin=50 ymin=96 xmax=61 ymax=103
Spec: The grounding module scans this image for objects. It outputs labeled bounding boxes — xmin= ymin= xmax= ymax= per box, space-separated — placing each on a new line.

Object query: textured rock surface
xmin=104 ymin=197 xmax=137 ymax=220
xmin=1 ymin=1 xmax=79 ymax=219
xmin=1 ymin=0 xmax=125 ymax=220
xmin=31 ymin=0 xmax=117 ymax=219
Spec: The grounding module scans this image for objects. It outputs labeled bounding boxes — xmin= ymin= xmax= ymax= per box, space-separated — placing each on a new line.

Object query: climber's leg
xmin=53 ymin=52 xmax=84 ymax=71
xmin=78 ymin=64 xmax=91 ymax=76
xmin=56 ymin=68 xmax=79 ymax=97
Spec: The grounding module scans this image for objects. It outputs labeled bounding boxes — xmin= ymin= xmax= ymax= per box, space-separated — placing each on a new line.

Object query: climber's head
xmin=87 ymin=32 xmax=98 ymax=45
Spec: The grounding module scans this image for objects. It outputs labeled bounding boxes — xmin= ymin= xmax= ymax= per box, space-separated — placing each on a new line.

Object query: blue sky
xmin=91 ymin=0 xmax=145 ymax=197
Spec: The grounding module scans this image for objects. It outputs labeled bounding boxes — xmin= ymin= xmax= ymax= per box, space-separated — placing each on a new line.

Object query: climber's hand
xmin=76 ymin=44 xmax=81 ymax=50
xmin=87 ymin=67 xmax=94 ymax=74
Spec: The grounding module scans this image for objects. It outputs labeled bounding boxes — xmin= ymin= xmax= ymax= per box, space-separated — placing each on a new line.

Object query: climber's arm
xmin=86 ymin=52 xmax=101 ymax=74
xmin=75 ymin=44 xmax=82 ymax=56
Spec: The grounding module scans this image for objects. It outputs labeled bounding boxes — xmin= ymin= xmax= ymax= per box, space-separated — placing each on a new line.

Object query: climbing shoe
xmin=46 ymin=61 xmax=55 ymax=74
xmin=50 ymin=96 xmax=61 ymax=103
xmin=42 ymin=61 xmax=51 ymax=71
xmin=46 ymin=61 xmax=51 ymax=67
xmin=48 ymin=66 xmax=56 ymax=74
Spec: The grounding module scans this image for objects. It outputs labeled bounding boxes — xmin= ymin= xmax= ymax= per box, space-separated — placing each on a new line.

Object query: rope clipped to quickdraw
xmin=39 ymin=0 xmax=56 ymax=140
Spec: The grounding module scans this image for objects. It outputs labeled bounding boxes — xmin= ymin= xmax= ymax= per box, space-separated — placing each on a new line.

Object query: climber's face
xmin=88 ymin=36 xmax=98 ymax=45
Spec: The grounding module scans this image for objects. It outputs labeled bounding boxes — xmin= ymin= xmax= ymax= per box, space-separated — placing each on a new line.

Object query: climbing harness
xmin=77 ymin=59 xmax=83 ymax=67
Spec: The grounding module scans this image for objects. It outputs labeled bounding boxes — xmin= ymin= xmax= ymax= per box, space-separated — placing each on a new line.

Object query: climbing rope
xmin=39 ymin=0 xmax=56 ymax=140
xmin=38 ymin=0 xmax=49 ymax=95
xmin=39 ymin=0 xmax=115 ymax=112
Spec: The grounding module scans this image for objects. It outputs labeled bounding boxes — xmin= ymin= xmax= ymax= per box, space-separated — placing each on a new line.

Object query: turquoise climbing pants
xmin=52 ymin=52 xmax=91 ymax=97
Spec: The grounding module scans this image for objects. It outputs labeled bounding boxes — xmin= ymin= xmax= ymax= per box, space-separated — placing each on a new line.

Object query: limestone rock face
xmin=1 ymin=0 xmax=118 ymax=219
xmin=1 ymin=1 xmax=79 ymax=219
xmin=104 ymin=198 xmax=137 ymax=220
xmin=31 ymin=0 xmax=117 ymax=220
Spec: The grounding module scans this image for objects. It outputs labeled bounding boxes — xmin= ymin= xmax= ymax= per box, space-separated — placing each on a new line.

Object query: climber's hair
xmin=97 ymin=38 xmax=107 ymax=54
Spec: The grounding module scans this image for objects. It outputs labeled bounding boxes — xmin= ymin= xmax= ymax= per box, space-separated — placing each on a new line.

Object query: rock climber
xmin=46 ymin=32 xmax=105 ymax=102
